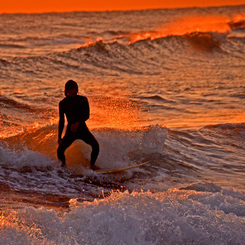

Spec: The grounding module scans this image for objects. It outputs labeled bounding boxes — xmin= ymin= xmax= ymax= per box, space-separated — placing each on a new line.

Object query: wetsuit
xmin=57 ymin=95 xmax=99 ymax=166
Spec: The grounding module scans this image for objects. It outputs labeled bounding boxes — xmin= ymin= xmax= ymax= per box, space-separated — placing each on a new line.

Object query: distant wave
xmin=142 ymin=95 xmax=169 ymax=102
xmin=128 ymin=14 xmax=245 ymax=42
xmin=228 ymin=18 xmax=245 ymax=30
xmin=200 ymin=122 xmax=245 ymax=142
xmin=0 ymin=94 xmax=50 ymax=114
xmin=0 ymin=58 xmax=9 ymax=65
xmin=1 ymin=30 xmax=245 ymax=77
xmin=60 ymin=14 xmax=245 ymax=56
xmin=78 ymin=31 xmax=224 ymax=55
xmin=182 ymin=32 xmax=221 ymax=51
xmin=0 ymin=44 xmax=25 ymax=49
xmin=0 ymin=95 xmax=34 ymax=111
xmin=201 ymin=122 xmax=245 ymax=130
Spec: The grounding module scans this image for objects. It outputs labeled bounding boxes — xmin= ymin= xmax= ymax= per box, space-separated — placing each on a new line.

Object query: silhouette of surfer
xmin=57 ymin=80 xmax=100 ymax=170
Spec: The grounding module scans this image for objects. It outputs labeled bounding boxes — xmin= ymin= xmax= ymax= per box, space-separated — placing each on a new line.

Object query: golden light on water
xmin=0 ymin=213 xmax=17 ymax=229
xmin=76 ymin=14 xmax=245 ymax=51
xmin=229 ymin=112 xmax=245 ymax=124
xmin=0 ymin=214 xmax=8 ymax=227
xmin=130 ymin=15 xmax=231 ymax=43
xmin=90 ymin=96 xmax=143 ymax=130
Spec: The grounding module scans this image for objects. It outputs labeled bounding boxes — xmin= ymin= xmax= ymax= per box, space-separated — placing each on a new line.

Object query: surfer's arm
xmin=58 ymin=102 xmax=65 ymax=142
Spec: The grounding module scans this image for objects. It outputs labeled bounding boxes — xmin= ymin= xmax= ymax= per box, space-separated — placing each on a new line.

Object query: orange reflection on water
xmin=83 ymin=37 xmax=104 ymax=47
xmin=162 ymin=16 xmax=231 ymax=35
xmin=0 ymin=214 xmax=8 ymax=227
xmin=90 ymin=96 xmax=142 ymax=130
xmin=0 ymin=213 xmax=17 ymax=229
xmin=229 ymin=112 xmax=245 ymax=124
xmin=228 ymin=14 xmax=245 ymax=29
xmin=232 ymin=13 xmax=245 ymax=22
xmin=130 ymin=15 xmax=231 ymax=43
xmin=168 ymin=189 xmax=197 ymax=200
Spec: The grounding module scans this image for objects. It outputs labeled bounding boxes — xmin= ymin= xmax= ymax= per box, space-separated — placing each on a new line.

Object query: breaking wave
xmin=1 ymin=121 xmax=244 ymax=202
xmin=0 ymin=184 xmax=244 ymax=244
xmin=1 ymin=31 xmax=244 ymax=76
xmin=0 ymin=123 xmax=244 ymax=244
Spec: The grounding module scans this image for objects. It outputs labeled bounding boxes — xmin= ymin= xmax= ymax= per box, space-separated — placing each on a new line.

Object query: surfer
xmin=57 ymin=80 xmax=100 ymax=170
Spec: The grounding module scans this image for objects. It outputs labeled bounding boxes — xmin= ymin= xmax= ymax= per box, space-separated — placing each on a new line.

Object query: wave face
xmin=1 ymin=123 xmax=244 ymax=198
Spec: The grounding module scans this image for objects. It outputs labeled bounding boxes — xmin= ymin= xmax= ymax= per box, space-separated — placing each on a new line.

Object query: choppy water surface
xmin=0 ymin=5 xmax=245 ymax=244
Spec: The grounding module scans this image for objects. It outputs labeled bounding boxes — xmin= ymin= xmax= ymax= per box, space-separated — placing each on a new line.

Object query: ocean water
xmin=0 ymin=5 xmax=245 ymax=244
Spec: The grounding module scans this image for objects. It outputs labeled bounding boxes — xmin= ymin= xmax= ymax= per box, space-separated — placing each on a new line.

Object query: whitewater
xmin=0 ymin=5 xmax=245 ymax=244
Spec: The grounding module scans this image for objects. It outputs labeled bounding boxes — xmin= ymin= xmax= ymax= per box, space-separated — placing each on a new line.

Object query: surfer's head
xmin=65 ymin=80 xmax=78 ymax=97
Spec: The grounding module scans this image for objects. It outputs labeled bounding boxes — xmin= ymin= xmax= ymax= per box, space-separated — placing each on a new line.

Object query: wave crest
xmin=183 ymin=32 xmax=221 ymax=51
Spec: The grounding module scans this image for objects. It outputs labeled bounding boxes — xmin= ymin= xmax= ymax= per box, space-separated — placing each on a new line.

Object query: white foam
xmin=95 ymin=125 xmax=167 ymax=168
xmin=0 ymin=188 xmax=244 ymax=244
xmin=0 ymin=144 xmax=55 ymax=169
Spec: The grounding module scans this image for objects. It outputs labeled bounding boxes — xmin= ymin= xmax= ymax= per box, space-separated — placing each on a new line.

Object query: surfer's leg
xmin=79 ymin=130 xmax=99 ymax=166
xmin=57 ymin=133 xmax=75 ymax=167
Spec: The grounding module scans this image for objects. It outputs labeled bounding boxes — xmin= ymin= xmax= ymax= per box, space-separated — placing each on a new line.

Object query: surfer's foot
xmin=61 ymin=163 xmax=67 ymax=168
xmin=91 ymin=165 xmax=100 ymax=171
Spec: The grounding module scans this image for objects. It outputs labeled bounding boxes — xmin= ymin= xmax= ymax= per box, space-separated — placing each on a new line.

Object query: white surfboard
xmin=95 ymin=161 xmax=150 ymax=174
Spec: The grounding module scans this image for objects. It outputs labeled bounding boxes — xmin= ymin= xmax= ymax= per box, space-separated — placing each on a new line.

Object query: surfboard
xmin=95 ymin=161 xmax=150 ymax=174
